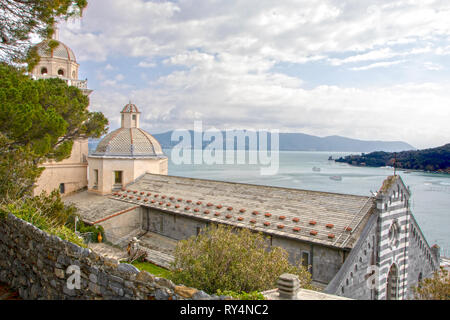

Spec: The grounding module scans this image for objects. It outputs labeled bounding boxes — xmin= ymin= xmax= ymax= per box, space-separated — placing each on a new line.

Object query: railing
xmin=32 ymin=74 xmax=88 ymax=89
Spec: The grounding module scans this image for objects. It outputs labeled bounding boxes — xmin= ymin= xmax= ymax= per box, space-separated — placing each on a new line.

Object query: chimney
xmin=277 ymin=273 xmax=300 ymax=299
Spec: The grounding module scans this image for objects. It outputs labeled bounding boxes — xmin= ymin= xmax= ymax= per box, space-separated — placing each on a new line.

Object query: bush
xmin=169 ymin=224 xmax=312 ymax=294
xmin=413 ymin=267 xmax=450 ymax=300
xmin=216 ymin=289 xmax=265 ymax=300
xmin=67 ymin=218 xmax=105 ymax=243
xmin=0 ymin=192 xmax=86 ymax=247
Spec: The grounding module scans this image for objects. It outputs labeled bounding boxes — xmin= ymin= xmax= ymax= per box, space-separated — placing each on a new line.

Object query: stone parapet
xmin=0 ymin=213 xmax=224 ymax=300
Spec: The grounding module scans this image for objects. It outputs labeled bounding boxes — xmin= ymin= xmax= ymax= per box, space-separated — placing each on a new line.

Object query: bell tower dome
xmin=30 ymin=27 xmax=92 ymax=95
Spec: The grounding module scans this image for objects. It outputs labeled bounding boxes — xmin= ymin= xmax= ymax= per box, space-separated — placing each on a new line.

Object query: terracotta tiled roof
xmin=110 ymin=174 xmax=375 ymax=248
xmin=121 ymin=103 xmax=139 ymax=113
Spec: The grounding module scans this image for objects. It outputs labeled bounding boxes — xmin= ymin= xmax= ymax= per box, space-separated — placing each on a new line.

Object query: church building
xmin=30 ymin=31 xmax=92 ymax=196
xmin=32 ymin=36 xmax=440 ymax=300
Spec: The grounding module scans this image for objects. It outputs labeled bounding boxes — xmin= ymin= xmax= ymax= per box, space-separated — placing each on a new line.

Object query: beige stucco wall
xmin=34 ymin=139 xmax=89 ymax=196
xmin=88 ymin=157 xmax=168 ymax=195
xmin=32 ymin=56 xmax=79 ymax=80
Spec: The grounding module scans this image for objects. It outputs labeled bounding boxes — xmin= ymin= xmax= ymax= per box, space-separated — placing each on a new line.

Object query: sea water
xmin=166 ymin=150 xmax=450 ymax=255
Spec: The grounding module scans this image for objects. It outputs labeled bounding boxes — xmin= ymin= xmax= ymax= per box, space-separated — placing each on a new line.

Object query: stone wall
xmin=97 ymin=207 xmax=142 ymax=245
xmin=142 ymin=207 xmax=209 ymax=240
xmin=0 ymin=213 xmax=220 ymax=300
xmin=405 ymin=214 xmax=439 ymax=299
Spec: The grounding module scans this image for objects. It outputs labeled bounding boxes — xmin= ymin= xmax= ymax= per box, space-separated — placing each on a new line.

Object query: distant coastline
xmin=335 ymin=143 xmax=450 ymax=174
xmin=89 ymin=131 xmax=415 ymax=153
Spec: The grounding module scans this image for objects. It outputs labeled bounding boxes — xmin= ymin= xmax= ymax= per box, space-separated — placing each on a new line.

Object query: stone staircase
xmin=141 ymin=247 xmax=174 ymax=269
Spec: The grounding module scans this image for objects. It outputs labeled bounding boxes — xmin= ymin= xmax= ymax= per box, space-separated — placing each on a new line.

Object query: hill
xmin=149 ymin=131 xmax=414 ymax=152
xmin=335 ymin=144 xmax=450 ymax=173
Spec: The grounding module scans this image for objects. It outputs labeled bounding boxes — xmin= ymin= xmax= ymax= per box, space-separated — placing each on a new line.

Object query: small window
xmin=41 ymin=67 xmax=48 ymax=75
xmin=59 ymin=183 xmax=65 ymax=194
xmin=301 ymin=251 xmax=310 ymax=268
xmin=58 ymin=69 xmax=64 ymax=76
xmin=72 ymin=71 xmax=76 ymax=78
xmin=93 ymin=169 xmax=99 ymax=186
xmin=132 ymin=115 xmax=136 ymax=120
xmin=114 ymin=171 xmax=123 ymax=184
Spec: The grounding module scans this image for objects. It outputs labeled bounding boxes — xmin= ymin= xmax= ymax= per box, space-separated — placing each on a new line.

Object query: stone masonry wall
xmin=405 ymin=214 xmax=439 ymax=299
xmin=0 ymin=213 xmax=221 ymax=300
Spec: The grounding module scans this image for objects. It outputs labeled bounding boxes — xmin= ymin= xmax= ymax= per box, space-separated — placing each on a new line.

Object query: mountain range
xmin=150 ymin=131 xmax=415 ymax=153
xmin=89 ymin=130 xmax=415 ymax=153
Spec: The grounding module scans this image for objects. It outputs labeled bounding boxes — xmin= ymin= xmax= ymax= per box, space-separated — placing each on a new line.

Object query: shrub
xmin=413 ymin=267 xmax=450 ymax=300
xmin=216 ymin=289 xmax=265 ymax=300
xmin=67 ymin=218 xmax=105 ymax=243
xmin=0 ymin=192 xmax=85 ymax=247
xmin=169 ymin=224 xmax=312 ymax=294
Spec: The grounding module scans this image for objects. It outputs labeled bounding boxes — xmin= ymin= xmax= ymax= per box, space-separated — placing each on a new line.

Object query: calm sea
xmin=88 ymin=141 xmax=449 ymax=256
xmin=165 ymin=150 xmax=450 ymax=256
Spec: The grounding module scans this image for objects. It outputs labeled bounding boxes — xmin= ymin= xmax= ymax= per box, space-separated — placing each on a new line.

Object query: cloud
xmin=57 ymin=0 xmax=450 ymax=148
xmin=61 ymin=0 xmax=450 ymax=63
xmin=350 ymin=59 xmax=407 ymax=71
xmin=138 ymin=61 xmax=157 ymax=68
xmin=423 ymin=62 xmax=443 ymax=71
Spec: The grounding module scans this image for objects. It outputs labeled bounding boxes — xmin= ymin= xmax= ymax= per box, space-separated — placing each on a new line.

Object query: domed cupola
xmin=90 ymin=102 xmax=165 ymax=158
xmin=30 ymin=28 xmax=91 ymax=94
xmin=36 ymin=39 xmax=77 ymax=63
xmin=88 ymin=102 xmax=168 ymax=195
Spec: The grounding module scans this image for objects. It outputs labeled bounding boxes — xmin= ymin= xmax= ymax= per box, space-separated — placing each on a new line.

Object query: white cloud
xmin=424 ymin=62 xmax=443 ymax=71
xmin=57 ymin=0 xmax=450 ymax=148
xmin=138 ymin=61 xmax=157 ymax=68
xmin=350 ymin=59 xmax=407 ymax=71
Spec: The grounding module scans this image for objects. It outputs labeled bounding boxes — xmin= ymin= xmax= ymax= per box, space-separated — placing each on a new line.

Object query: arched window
xmin=41 ymin=67 xmax=48 ymax=75
xmin=72 ymin=71 xmax=76 ymax=78
xmin=58 ymin=69 xmax=64 ymax=76
xmin=386 ymin=264 xmax=399 ymax=300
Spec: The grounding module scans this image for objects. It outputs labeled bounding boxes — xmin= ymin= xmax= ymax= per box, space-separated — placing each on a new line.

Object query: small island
xmin=335 ymin=143 xmax=450 ymax=174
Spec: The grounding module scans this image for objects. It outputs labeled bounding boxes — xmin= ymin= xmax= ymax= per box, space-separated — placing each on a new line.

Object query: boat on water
xmin=312 ymin=167 xmax=321 ymax=172
xmin=330 ymin=175 xmax=342 ymax=181
xmin=328 ymin=156 xmax=333 ymax=161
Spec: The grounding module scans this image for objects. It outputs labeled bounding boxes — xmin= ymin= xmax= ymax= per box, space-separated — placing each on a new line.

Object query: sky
xmin=54 ymin=0 xmax=450 ymax=149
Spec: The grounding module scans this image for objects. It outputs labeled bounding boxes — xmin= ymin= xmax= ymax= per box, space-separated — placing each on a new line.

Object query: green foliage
xmin=0 ymin=190 xmax=86 ymax=247
xmin=169 ymin=224 xmax=312 ymax=294
xmin=0 ymin=63 xmax=108 ymax=198
xmin=413 ymin=267 xmax=450 ymax=300
xmin=66 ymin=218 xmax=105 ymax=243
xmin=216 ymin=289 xmax=265 ymax=300
xmin=335 ymin=144 xmax=450 ymax=173
xmin=0 ymin=0 xmax=88 ymax=64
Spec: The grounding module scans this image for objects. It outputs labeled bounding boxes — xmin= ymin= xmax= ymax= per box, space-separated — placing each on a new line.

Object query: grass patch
xmin=127 ymin=260 xmax=171 ymax=279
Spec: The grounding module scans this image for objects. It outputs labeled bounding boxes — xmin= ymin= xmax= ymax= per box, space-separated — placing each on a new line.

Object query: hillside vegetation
xmin=335 ymin=144 xmax=450 ymax=173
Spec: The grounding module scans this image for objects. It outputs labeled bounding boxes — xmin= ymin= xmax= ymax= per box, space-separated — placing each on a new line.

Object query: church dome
xmin=91 ymin=127 xmax=165 ymax=158
xmin=122 ymin=103 xmax=140 ymax=113
xmin=36 ymin=40 xmax=77 ymax=62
